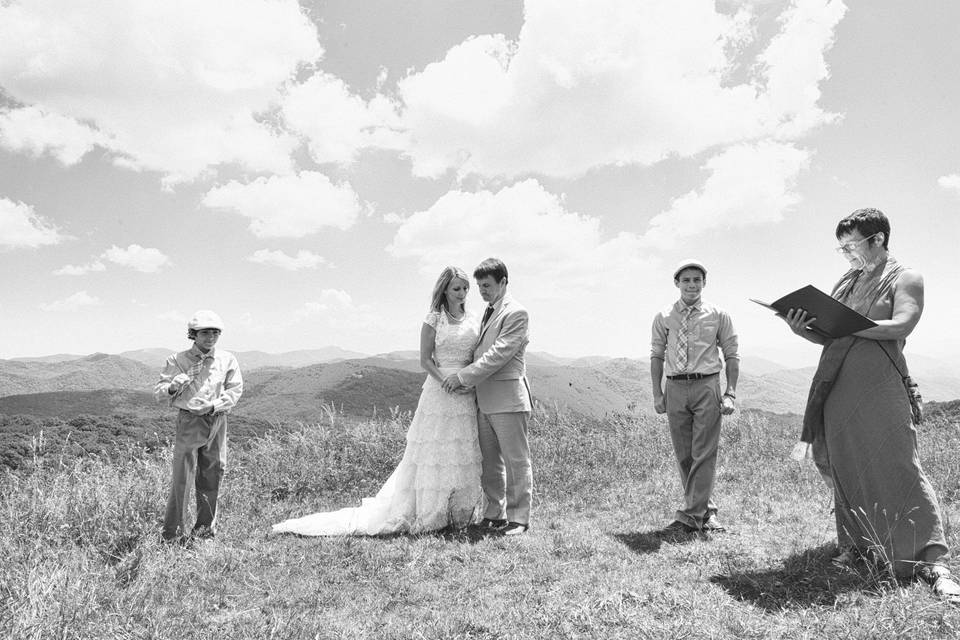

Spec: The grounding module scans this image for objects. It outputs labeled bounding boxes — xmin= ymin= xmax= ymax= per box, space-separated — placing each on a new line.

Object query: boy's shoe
xmin=501 ymin=522 xmax=528 ymax=536
xmin=479 ymin=517 xmax=508 ymax=530
xmin=701 ymin=514 xmax=726 ymax=532
xmin=665 ymin=520 xmax=695 ymax=533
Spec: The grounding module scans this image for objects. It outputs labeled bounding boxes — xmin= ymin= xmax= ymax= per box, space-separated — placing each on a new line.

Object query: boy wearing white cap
xmin=155 ymin=310 xmax=243 ymax=542
xmin=650 ymin=260 xmax=739 ymax=533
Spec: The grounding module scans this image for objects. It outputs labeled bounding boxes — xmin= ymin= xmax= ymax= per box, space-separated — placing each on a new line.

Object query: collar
xmin=490 ymin=293 xmax=510 ymax=313
xmin=674 ymin=299 xmax=701 ymax=313
xmin=189 ymin=345 xmax=216 ymax=360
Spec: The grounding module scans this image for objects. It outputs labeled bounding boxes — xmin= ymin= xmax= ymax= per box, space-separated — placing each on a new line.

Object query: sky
xmin=1 ymin=0 xmax=958 ymax=367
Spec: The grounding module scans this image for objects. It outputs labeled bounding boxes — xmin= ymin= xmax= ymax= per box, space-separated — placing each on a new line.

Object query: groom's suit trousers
xmin=477 ymin=410 xmax=532 ymax=525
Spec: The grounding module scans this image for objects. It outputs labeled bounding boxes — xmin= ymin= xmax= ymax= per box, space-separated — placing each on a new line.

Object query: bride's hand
xmin=441 ymin=373 xmax=462 ymax=393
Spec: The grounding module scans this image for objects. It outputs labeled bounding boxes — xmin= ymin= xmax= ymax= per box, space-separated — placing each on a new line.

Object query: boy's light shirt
xmin=155 ymin=344 xmax=243 ymax=413
xmin=651 ymin=299 xmax=739 ymax=376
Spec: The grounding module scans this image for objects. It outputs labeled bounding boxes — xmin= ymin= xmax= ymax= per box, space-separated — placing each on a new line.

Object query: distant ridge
xmin=117 ymin=346 xmax=369 ymax=370
xmin=0 ymin=353 xmax=156 ymax=397
xmin=2 ymin=348 xmax=958 ymax=422
xmin=10 ymin=353 xmax=86 ymax=363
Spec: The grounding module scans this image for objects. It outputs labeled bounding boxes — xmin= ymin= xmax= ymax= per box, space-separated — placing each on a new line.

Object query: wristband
xmin=723 ymin=392 xmax=736 ymax=399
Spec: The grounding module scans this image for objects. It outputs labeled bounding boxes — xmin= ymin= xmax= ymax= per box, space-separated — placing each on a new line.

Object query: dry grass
xmin=2 ymin=408 xmax=959 ymax=639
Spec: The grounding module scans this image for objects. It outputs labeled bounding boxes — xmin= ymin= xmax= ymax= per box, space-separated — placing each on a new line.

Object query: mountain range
xmin=1 ymin=348 xmax=958 ymax=421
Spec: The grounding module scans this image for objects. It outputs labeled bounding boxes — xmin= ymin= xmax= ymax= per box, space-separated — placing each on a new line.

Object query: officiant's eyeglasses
xmin=835 ymin=232 xmax=879 ymax=254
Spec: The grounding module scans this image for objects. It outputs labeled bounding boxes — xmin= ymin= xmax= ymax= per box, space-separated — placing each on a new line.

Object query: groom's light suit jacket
xmin=458 ymin=294 xmax=532 ymax=414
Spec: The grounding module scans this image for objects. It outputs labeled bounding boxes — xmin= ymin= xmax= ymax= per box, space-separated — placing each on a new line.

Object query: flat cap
xmin=673 ymin=259 xmax=707 ymax=280
xmin=188 ymin=310 xmax=224 ymax=331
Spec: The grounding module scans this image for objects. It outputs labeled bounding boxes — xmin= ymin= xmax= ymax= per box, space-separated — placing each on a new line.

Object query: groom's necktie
xmin=482 ymin=305 xmax=494 ymax=327
xmin=676 ymin=305 xmax=694 ymax=372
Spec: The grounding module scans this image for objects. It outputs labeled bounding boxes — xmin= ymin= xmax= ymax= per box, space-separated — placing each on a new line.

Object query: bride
xmin=272 ymin=266 xmax=482 ymax=535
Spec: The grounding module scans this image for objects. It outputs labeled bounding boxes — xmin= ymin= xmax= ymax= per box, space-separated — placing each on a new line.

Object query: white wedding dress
xmin=272 ymin=310 xmax=482 ymax=535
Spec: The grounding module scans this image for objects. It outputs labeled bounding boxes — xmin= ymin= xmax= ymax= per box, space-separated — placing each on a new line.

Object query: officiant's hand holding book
xmin=750 ymin=284 xmax=876 ymax=339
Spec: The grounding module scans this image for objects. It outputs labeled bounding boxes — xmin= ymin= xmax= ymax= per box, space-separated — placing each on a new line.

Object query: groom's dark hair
xmin=474 ymin=258 xmax=508 ymax=284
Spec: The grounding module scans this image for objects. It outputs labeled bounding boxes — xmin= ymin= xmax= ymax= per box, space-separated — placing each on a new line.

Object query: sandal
xmin=919 ymin=565 xmax=960 ymax=604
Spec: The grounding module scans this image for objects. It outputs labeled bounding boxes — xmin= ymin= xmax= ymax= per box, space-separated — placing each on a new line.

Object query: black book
xmin=750 ymin=284 xmax=876 ymax=338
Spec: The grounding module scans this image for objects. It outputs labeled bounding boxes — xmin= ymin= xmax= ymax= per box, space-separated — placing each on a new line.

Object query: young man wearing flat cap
xmin=650 ymin=260 xmax=739 ymax=533
xmin=155 ymin=310 xmax=243 ymax=542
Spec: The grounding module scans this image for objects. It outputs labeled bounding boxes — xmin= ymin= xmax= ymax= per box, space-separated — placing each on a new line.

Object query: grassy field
xmin=2 ymin=407 xmax=960 ymax=639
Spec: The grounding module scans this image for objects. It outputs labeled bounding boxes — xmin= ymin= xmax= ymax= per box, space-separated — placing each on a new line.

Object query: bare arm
xmin=723 ymin=357 xmax=739 ymax=397
xmin=650 ymin=357 xmax=666 ymax=414
xmin=720 ymin=357 xmax=739 ymax=415
xmin=853 ymin=270 xmax=923 ymax=341
xmin=419 ymin=323 xmax=445 ymax=383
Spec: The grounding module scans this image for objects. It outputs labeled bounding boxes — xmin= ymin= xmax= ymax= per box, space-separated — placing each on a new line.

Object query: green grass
xmin=2 ymin=408 xmax=959 ymax=639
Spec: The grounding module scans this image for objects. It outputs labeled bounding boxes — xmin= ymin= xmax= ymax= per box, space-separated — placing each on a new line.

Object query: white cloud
xmin=53 ymin=260 xmax=106 ymax=276
xmin=40 ymin=290 xmax=100 ymax=312
xmin=103 ymin=244 xmax=171 ymax=273
xmin=0 ymin=106 xmax=111 ymax=165
xmin=0 ymin=197 xmax=63 ymax=248
xmin=938 ymin=174 xmax=960 ymax=195
xmin=386 ymin=179 xmax=663 ymax=356
xmin=394 ymin=0 xmax=845 ymax=179
xmin=248 ymin=248 xmax=326 ymax=270
xmin=292 ymin=289 xmax=386 ymax=334
xmin=0 ymin=0 xmax=322 ymax=184
xmin=298 ymin=289 xmax=356 ymax=316
xmin=387 ymin=179 xmax=653 ymax=293
xmin=203 ymin=171 xmax=362 ymax=238
xmin=281 ymin=72 xmax=404 ymax=165
xmin=642 ymin=141 xmax=810 ymax=247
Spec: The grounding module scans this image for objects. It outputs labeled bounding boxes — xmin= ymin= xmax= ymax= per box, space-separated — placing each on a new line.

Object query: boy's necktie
xmin=677 ymin=306 xmax=693 ymax=371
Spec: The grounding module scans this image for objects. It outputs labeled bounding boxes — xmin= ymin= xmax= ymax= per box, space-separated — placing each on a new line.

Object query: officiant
xmin=780 ymin=207 xmax=959 ymax=602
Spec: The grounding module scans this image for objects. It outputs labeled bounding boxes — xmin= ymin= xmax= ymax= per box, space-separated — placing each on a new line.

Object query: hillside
xmin=238 ymin=361 xmax=427 ymax=420
xmin=117 ymin=347 xmax=369 ymax=370
xmin=0 ymin=389 xmax=157 ymax=418
xmin=3 ymin=407 xmax=959 ymax=638
xmin=2 ymin=349 xmax=958 ymax=424
xmin=0 ymin=353 xmax=156 ymax=397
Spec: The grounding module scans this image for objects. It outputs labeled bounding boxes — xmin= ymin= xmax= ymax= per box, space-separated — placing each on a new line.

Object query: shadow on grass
xmin=710 ymin=543 xmax=873 ymax=611
xmin=612 ymin=527 xmax=707 ymax=555
xmin=434 ymin=524 xmax=511 ymax=544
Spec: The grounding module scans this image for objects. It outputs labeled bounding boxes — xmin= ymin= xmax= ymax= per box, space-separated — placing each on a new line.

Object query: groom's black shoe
xmin=479 ymin=517 xmax=508 ymax=530
xmin=501 ymin=522 xmax=528 ymax=536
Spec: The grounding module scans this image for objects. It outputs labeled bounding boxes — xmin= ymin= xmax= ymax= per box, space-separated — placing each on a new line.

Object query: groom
xmin=442 ymin=258 xmax=533 ymax=536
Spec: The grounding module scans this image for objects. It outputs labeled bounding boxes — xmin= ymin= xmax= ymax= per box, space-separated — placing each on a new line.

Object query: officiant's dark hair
xmin=430 ymin=266 xmax=470 ymax=313
xmin=836 ymin=208 xmax=890 ymax=249
xmin=473 ymin=258 xmax=508 ymax=284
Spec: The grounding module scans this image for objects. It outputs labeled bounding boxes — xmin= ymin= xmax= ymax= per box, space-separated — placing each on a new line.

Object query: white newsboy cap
xmin=188 ymin=310 xmax=224 ymax=331
xmin=673 ymin=259 xmax=707 ymax=280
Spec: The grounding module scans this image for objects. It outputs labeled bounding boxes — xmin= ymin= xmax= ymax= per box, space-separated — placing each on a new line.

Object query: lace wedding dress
xmin=272 ymin=310 xmax=482 ymax=535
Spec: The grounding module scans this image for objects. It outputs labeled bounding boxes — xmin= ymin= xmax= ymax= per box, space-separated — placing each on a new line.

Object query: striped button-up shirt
xmin=154 ymin=345 xmax=243 ymax=413
xmin=651 ymin=300 xmax=739 ymax=376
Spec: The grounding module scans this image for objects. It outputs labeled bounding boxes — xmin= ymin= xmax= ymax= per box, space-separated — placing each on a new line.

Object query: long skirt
xmin=821 ymin=338 xmax=948 ymax=577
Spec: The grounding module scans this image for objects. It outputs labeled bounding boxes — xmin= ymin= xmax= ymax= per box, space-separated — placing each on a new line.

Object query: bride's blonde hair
xmin=430 ymin=266 xmax=470 ymax=314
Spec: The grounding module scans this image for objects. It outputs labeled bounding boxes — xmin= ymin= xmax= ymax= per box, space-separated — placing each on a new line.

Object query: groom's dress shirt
xmin=651 ymin=300 xmax=739 ymax=376
xmin=155 ymin=345 xmax=244 ymax=414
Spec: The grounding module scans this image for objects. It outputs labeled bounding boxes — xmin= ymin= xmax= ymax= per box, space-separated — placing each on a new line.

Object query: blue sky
xmin=1 ymin=0 xmax=958 ymax=367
